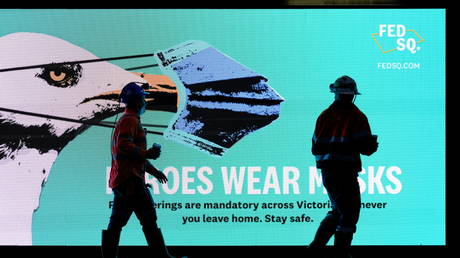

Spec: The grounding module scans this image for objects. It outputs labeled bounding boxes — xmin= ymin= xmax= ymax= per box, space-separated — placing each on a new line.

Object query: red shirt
xmin=109 ymin=108 xmax=148 ymax=189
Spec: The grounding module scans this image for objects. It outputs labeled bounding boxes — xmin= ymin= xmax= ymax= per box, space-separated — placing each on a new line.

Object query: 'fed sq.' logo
xmin=372 ymin=24 xmax=425 ymax=54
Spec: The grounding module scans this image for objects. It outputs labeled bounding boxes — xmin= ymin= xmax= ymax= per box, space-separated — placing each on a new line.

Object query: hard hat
xmin=119 ymin=82 xmax=149 ymax=104
xmin=329 ymin=75 xmax=361 ymax=95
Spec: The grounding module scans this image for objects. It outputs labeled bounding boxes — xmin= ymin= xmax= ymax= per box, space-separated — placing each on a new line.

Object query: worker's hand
xmin=359 ymin=135 xmax=378 ymax=156
xmin=145 ymin=143 xmax=161 ymax=159
xmin=152 ymin=169 xmax=168 ymax=184
xmin=370 ymin=135 xmax=379 ymax=152
xmin=370 ymin=140 xmax=379 ymax=153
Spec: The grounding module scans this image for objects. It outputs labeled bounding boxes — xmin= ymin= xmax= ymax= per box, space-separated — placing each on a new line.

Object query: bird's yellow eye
xmin=36 ymin=63 xmax=82 ymax=88
xmin=49 ymin=71 xmax=66 ymax=81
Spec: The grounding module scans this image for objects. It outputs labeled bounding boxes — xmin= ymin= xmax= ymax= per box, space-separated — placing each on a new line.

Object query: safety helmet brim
xmin=330 ymin=88 xmax=361 ymax=95
xmin=329 ymin=76 xmax=361 ymax=95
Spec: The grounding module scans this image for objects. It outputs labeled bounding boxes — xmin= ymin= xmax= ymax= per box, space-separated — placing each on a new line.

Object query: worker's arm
xmin=116 ymin=116 xmax=161 ymax=159
xmin=145 ymin=160 xmax=168 ymax=184
xmin=352 ymin=116 xmax=378 ymax=156
xmin=311 ymin=116 xmax=324 ymax=155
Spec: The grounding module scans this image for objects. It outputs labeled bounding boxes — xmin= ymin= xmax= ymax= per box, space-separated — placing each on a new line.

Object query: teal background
xmin=0 ymin=9 xmax=445 ymax=245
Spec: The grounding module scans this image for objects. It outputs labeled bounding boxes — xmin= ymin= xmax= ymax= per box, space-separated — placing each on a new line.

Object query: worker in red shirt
xmin=102 ymin=82 xmax=177 ymax=258
xmin=308 ymin=76 xmax=378 ymax=258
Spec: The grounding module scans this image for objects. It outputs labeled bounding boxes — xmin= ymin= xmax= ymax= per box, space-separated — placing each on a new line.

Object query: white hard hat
xmin=329 ymin=75 xmax=361 ymax=95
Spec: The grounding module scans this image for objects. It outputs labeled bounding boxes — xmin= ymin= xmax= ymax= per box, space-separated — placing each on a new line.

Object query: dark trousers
xmin=321 ymin=169 xmax=361 ymax=233
xmin=309 ymin=169 xmax=361 ymax=252
xmin=103 ymin=177 xmax=174 ymax=258
xmin=107 ymin=176 xmax=158 ymax=234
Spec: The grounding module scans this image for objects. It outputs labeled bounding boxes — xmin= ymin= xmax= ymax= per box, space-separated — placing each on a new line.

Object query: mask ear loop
xmin=110 ymin=97 xmax=122 ymax=159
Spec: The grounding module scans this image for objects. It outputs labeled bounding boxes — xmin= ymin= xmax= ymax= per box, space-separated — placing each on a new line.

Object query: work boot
xmin=143 ymin=226 xmax=183 ymax=258
xmin=309 ymin=220 xmax=337 ymax=247
xmin=101 ymin=229 xmax=121 ymax=258
xmin=307 ymin=218 xmax=337 ymax=258
xmin=333 ymin=231 xmax=353 ymax=258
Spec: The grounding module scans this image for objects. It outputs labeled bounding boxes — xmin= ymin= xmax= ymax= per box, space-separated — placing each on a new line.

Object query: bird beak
xmin=130 ymin=72 xmax=179 ymax=113
xmin=80 ymin=73 xmax=178 ymax=113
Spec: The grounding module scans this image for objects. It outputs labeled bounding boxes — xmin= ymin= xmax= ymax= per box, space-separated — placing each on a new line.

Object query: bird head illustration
xmin=0 ymin=32 xmax=178 ymax=245
xmin=0 ymin=32 xmax=177 ymax=158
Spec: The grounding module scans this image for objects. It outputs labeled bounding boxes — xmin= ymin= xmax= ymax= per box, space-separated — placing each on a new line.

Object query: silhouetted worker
xmin=309 ymin=76 xmax=378 ymax=258
xmin=102 ymin=82 xmax=178 ymax=258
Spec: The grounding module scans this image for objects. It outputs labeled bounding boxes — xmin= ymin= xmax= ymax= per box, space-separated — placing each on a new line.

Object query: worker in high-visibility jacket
xmin=308 ymin=76 xmax=378 ymax=258
xmin=102 ymin=82 xmax=180 ymax=258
